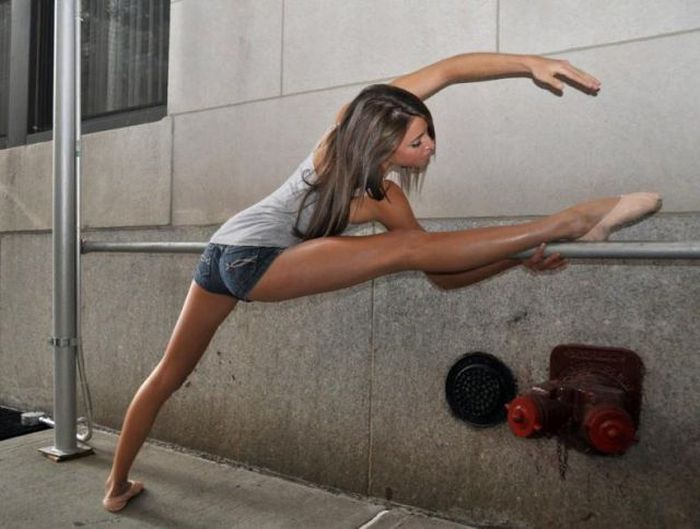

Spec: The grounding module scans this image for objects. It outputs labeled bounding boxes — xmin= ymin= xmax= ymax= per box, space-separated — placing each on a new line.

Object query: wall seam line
xmin=542 ymin=27 xmax=700 ymax=57
xmin=169 ymin=116 xmax=175 ymax=226
xmin=3 ymin=212 xmax=694 ymax=238
xmin=280 ymin=0 xmax=285 ymax=96
xmin=168 ymin=76 xmax=393 ymax=118
xmin=496 ymin=0 xmax=500 ymax=52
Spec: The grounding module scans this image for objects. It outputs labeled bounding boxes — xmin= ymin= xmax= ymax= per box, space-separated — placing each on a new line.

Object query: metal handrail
xmin=513 ymin=241 xmax=700 ymax=259
xmin=81 ymin=240 xmax=700 ymax=260
xmin=82 ymin=241 xmax=207 ymax=254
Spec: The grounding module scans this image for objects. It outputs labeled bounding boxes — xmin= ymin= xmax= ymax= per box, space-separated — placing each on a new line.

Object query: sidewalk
xmin=0 ymin=429 xmax=476 ymax=529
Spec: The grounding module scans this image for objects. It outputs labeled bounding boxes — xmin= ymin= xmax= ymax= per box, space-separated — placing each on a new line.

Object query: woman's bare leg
xmin=103 ymin=281 xmax=237 ymax=507
xmin=248 ymin=196 xmax=621 ymax=301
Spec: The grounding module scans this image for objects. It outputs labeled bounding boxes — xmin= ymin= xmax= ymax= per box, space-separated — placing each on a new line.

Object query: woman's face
xmin=386 ymin=116 xmax=435 ymax=170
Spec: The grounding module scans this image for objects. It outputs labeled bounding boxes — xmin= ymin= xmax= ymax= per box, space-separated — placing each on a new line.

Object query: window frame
xmin=27 ymin=104 xmax=167 ymax=144
xmin=1 ymin=0 xmax=168 ymax=151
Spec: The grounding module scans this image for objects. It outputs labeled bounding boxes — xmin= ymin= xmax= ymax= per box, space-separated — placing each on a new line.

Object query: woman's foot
xmin=555 ymin=193 xmax=662 ymax=241
xmin=103 ymin=479 xmax=145 ymax=512
xmin=578 ymin=192 xmax=662 ymax=241
xmin=554 ymin=196 xmax=620 ymax=239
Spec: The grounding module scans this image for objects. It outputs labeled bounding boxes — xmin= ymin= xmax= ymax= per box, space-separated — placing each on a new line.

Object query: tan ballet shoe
xmin=102 ymin=480 xmax=144 ymax=512
xmin=579 ymin=192 xmax=662 ymax=241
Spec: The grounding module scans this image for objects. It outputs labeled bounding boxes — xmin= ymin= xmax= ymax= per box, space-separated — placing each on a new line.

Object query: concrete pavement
xmin=0 ymin=429 xmax=477 ymax=529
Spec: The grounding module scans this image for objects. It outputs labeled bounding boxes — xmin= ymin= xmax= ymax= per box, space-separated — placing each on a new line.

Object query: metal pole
xmin=41 ymin=0 xmax=92 ymax=461
xmin=80 ymin=240 xmax=700 ymax=260
xmin=512 ymin=241 xmax=700 ymax=260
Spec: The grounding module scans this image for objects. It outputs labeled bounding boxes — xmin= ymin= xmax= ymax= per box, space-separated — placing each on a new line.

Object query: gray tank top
xmin=211 ymin=150 xmax=355 ymax=248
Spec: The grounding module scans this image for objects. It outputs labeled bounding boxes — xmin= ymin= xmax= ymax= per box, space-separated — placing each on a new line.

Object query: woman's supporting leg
xmin=247 ymin=196 xmax=625 ymax=302
xmin=103 ymin=281 xmax=237 ymax=509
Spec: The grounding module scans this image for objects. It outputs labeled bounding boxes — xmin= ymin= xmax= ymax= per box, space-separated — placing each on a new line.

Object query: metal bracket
xmin=48 ymin=337 xmax=81 ymax=348
xmin=39 ymin=443 xmax=94 ymax=462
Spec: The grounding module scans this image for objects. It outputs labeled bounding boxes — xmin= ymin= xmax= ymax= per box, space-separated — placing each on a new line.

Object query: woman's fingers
xmin=542 ymin=253 xmax=567 ymax=270
xmin=531 ymin=56 xmax=601 ymax=93
xmin=523 ymin=246 xmax=567 ymax=272
xmin=558 ymin=62 xmax=601 ymax=91
xmin=548 ymin=76 xmax=566 ymax=91
xmin=525 ymin=243 xmax=545 ymax=266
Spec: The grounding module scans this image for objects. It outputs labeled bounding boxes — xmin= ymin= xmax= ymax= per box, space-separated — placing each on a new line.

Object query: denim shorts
xmin=193 ymin=243 xmax=286 ymax=302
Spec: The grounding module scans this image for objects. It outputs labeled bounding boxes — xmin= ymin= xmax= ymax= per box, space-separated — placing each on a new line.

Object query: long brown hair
xmin=293 ymin=84 xmax=435 ymax=240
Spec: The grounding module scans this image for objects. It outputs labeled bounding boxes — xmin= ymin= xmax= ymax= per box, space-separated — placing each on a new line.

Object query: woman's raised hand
xmin=526 ymin=56 xmax=601 ymax=94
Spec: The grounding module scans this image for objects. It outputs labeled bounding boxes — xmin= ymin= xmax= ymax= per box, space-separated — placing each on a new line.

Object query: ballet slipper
xmin=102 ymin=480 xmax=145 ymax=512
xmin=578 ymin=192 xmax=662 ymax=241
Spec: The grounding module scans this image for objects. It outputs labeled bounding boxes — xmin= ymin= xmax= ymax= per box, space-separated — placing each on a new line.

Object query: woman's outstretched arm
xmin=426 ymin=243 xmax=566 ymax=290
xmin=362 ymin=181 xmax=566 ymax=290
xmin=390 ymin=52 xmax=601 ymax=101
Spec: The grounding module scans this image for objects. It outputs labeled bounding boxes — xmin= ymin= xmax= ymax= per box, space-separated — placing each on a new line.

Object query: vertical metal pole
xmin=54 ymin=0 xmax=78 ymax=454
xmin=41 ymin=0 xmax=91 ymax=461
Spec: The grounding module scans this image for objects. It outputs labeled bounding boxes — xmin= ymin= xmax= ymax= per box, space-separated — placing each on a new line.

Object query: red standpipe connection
xmin=506 ymin=344 xmax=644 ymax=455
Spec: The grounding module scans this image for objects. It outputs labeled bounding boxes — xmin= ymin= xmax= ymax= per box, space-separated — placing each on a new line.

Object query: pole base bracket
xmin=39 ymin=443 xmax=94 ymax=462
xmin=48 ymin=337 xmax=81 ymax=348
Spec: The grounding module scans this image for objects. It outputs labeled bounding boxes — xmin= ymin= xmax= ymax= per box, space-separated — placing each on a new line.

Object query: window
xmin=0 ymin=0 xmax=10 ymax=141
xmin=1 ymin=0 xmax=169 ymax=149
xmin=28 ymin=0 xmax=53 ymax=135
xmin=81 ymin=1 xmax=169 ymax=120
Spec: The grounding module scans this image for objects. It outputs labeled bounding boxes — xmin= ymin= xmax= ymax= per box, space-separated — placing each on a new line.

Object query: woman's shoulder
xmin=285 ymin=151 xmax=316 ymax=189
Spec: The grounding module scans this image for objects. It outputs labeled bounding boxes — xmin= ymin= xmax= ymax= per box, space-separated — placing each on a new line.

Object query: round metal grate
xmin=445 ymin=352 xmax=517 ymax=427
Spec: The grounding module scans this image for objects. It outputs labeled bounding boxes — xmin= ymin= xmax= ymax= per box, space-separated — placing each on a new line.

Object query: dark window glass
xmin=81 ymin=0 xmax=169 ymax=118
xmin=28 ymin=0 xmax=169 ymax=135
xmin=28 ymin=0 xmax=53 ymax=134
xmin=0 ymin=0 xmax=10 ymax=138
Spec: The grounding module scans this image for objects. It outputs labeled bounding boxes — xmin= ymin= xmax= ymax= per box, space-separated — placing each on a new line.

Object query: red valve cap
xmin=584 ymin=405 xmax=636 ymax=455
xmin=506 ymin=396 xmax=543 ymax=438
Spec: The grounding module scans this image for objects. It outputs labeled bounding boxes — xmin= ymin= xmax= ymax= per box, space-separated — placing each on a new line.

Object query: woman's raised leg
xmin=247 ymin=195 xmax=634 ymax=302
xmin=103 ymin=281 xmax=237 ymax=511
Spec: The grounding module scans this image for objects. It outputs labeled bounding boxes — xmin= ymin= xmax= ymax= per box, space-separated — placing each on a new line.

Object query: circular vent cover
xmin=445 ymin=352 xmax=517 ymax=427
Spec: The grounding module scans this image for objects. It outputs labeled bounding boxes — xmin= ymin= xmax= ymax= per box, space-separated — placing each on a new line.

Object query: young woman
xmin=102 ymin=52 xmax=660 ymax=512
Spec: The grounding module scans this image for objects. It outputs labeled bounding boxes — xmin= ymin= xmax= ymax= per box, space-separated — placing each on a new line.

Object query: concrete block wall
xmin=1 ymin=2 xmax=699 ymax=527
